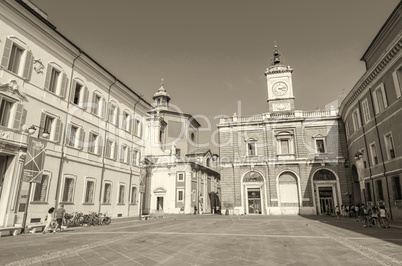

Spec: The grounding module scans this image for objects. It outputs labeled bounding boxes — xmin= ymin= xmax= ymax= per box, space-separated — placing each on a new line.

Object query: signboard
xmin=22 ymin=137 xmax=46 ymax=183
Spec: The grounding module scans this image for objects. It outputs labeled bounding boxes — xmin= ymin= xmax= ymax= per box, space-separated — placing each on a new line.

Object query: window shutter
xmin=83 ymin=86 xmax=89 ymax=110
xmin=60 ymin=73 xmax=67 ymax=98
xmin=44 ymin=64 xmax=51 ymax=91
xmin=39 ymin=112 xmax=46 ymax=137
xmin=381 ymin=85 xmax=388 ymax=108
xmin=100 ymin=98 xmax=106 ymax=119
xmin=115 ymin=106 xmax=120 ymax=127
xmin=22 ymin=50 xmax=33 ymax=80
xmin=65 ymin=123 xmax=72 ymax=145
xmin=1 ymin=38 xmax=12 ymax=69
xmin=69 ymin=81 xmax=76 ymax=103
xmin=12 ymin=103 xmax=24 ymax=130
xmin=79 ymin=128 xmax=85 ymax=150
xmin=372 ymin=92 xmax=379 ymax=114
xmin=114 ymin=141 xmax=118 ymax=160
xmin=107 ymin=102 xmax=112 ymax=123
xmin=91 ymin=92 xmax=97 ymax=114
xmin=54 ymin=118 xmax=62 ymax=143
xmin=97 ymin=134 xmax=103 ymax=156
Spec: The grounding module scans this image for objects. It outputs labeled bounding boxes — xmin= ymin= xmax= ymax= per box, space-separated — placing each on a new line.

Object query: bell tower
xmin=265 ymin=45 xmax=295 ymax=112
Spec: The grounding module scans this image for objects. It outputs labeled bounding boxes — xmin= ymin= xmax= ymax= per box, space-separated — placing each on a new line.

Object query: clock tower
xmin=265 ymin=45 xmax=295 ymax=112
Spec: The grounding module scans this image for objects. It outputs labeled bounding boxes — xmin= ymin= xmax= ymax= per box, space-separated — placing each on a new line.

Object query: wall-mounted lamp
xmin=28 ymin=125 xmax=49 ymax=138
xmin=354 ymin=152 xmax=363 ymax=160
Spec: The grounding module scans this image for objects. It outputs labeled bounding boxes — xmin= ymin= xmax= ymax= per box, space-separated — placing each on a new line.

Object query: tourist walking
xmin=54 ymin=204 xmax=65 ymax=233
xmin=335 ymin=206 xmax=340 ymax=219
xmin=43 ymin=207 xmax=55 ymax=234
xmin=379 ymin=205 xmax=390 ymax=228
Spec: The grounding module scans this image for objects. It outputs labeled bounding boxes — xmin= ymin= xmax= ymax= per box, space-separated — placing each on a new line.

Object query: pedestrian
xmin=355 ymin=204 xmax=359 ymax=219
xmin=345 ymin=205 xmax=349 ymax=217
xmin=379 ymin=205 xmax=390 ymax=228
xmin=335 ymin=205 xmax=340 ymax=219
xmin=43 ymin=207 xmax=55 ymax=234
xmin=341 ymin=205 xmax=346 ymax=217
xmin=54 ymin=204 xmax=65 ymax=233
xmin=361 ymin=204 xmax=369 ymax=227
xmin=370 ymin=206 xmax=379 ymax=228
xmin=194 ymin=205 xmax=197 ymax=215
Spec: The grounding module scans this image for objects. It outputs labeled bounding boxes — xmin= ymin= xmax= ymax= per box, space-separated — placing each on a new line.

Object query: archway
xmin=242 ymin=171 xmax=265 ymax=215
xmin=278 ymin=172 xmax=300 ymax=214
xmin=312 ymin=169 xmax=340 ymax=215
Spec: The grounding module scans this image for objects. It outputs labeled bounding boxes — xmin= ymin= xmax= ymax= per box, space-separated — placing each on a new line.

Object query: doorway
xmin=319 ymin=187 xmax=334 ymax=215
xmin=156 ymin=197 xmax=164 ymax=211
xmin=0 ymin=156 xmax=8 ymax=200
xmin=247 ymin=188 xmax=261 ymax=214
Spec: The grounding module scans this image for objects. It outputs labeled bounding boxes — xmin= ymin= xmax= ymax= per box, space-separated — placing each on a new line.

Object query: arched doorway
xmin=278 ymin=172 xmax=300 ymax=214
xmin=243 ymin=171 xmax=264 ymax=215
xmin=313 ymin=169 xmax=339 ymax=215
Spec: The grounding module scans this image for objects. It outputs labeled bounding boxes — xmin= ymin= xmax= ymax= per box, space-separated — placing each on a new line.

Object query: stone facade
xmin=339 ymin=2 xmax=402 ymax=222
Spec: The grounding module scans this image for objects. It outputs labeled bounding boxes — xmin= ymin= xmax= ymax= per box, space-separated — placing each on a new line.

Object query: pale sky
xmin=31 ymin=0 xmax=400 ymax=152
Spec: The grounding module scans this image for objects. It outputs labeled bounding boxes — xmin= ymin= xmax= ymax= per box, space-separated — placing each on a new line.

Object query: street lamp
xmin=21 ymin=125 xmax=49 ymax=233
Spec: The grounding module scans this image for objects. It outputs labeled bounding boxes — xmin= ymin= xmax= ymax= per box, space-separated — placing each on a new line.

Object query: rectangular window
xmin=108 ymin=103 xmax=118 ymax=125
xmin=48 ymin=68 xmax=60 ymax=93
xmin=103 ymin=183 xmax=112 ymax=204
xmin=315 ymin=139 xmax=325 ymax=153
xmin=92 ymin=94 xmax=102 ymax=116
xmin=8 ymin=44 xmax=23 ymax=74
xmin=105 ymin=139 xmax=116 ymax=159
xmin=177 ymin=189 xmax=184 ymax=202
xmin=66 ymin=124 xmax=80 ymax=147
xmin=130 ymin=186 xmax=137 ymax=204
xmin=38 ymin=113 xmax=61 ymax=143
xmin=361 ymin=99 xmax=371 ymax=124
xmin=352 ymin=108 xmax=361 ymax=132
xmin=88 ymin=132 xmax=100 ymax=155
xmin=0 ymin=98 xmax=12 ymax=127
xmin=248 ymin=142 xmax=256 ymax=156
xmin=384 ymin=133 xmax=396 ymax=160
xmin=134 ymin=119 xmax=142 ymax=137
xmin=123 ymin=112 xmax=131 ymax=132
xmin=370 ymin=143 xmax=378 ymax=165
xmin=392 ymin=176 xmax=402 ymax=200
xmin=392 ymin=67 xmax=402 ymax=98
xmin=365 ymin=182 xmax=372 ymax=202
xmin=280 ymin=139 xmax=290 ymax=154
xmin=131 ymin=150 xmax=139 ymax=166
xmin=84 ymin=180 xmax=95 ymax=203
xmin=118 ymin=184 xmax=125 ymax=204
xmin=376 ymin=179 xmax=384 ymax=201
xmin=372 ymin=84 xmax=388 ymax=114
xmin=62 ymin=177 xmax=75 ymax=203
xmin=33 ymin=174 xmax=49 ymax=202
xmin=120 ymin=145 xmax=128 ymax=163
xmin=177 ymin=172 xmax=184 ymax=182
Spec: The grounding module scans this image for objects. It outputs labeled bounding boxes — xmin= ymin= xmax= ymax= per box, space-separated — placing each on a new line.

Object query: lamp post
xmin=354 ymin=152 xmax=365 ymax=204
xmin=21 ymin=125 xmax=49 ymax=233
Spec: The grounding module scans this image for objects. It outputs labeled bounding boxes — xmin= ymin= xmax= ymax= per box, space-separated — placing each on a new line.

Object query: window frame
xmin=66 ymin=122 xmax=84 ymax=149
xmin=369 ymin=142 xmax=378 ymax=165
xmin=102 ymin=181 xmax=112 ymax=204
xmin=130 ymin=186 xmax=137 ymax=205
xmin=1 ymin=37 xmax=33 ymax=80
xmin=70 ymin=79 xmax=88 ymax=109
xmin=61 ymin=175 xmax=76 ymax=203
xmin=392 ymin=64 xmax=402 ymax=98
xmin=88 ymin=131 xmax=102 ymax=155
xmin=352 ymin=108 xmax=361 ymax=132
xmin=384 ymin=132 xmax=396 ymax=160
xmin=275 ymin=132 xmax=295 ymax=155
xmin=177 ymin=172 xmax=185 ymax=182
xmin=361 ymin=98 xmax=371 ymax=124
xmin=105 ymin=139 xmax=117 ymax=160
xmin=392 ymin=176 xmax=402 ymax=200
xmin=372 ymin=83 xmax=388 ymax=115
xmin=0 ymin=94 xmax=23 ymax=130
xmin=32 ymin=173 xmax=51 ymax=203
xmin=120 ymin=144 xmax=129 ymax=164
xmin=44 ymin=62 xmax=67 ymax=98
xmin=39 ymin=112 xmax=62 ymax=143
xmin=177 ymin=188 xmax=184 ymax=202
xmin=83 ymin=178 xmax=96 ymax=204
xmin=117 ymin=183 xmax=126 ymax=205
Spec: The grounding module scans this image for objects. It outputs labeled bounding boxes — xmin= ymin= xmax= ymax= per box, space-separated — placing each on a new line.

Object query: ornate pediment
xmin=0 ymin=80 xmax=27 ymax=101
xmin=153 ymin=187 xmax=167 ymax=194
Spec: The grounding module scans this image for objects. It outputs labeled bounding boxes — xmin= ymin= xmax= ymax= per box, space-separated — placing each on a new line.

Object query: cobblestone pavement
xmin=1 ymin=214 xmax=401 ymax=266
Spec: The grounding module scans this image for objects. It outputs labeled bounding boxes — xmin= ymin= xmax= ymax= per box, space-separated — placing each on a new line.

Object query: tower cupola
xmin=152 ymin=78 xmax=171 ymax=110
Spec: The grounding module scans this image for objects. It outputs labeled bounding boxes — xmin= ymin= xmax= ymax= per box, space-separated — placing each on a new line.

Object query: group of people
xmin=43 ymin=204 xmax=66 ymax=234
xmin=335 ymin=203 xmax=390 ymax=228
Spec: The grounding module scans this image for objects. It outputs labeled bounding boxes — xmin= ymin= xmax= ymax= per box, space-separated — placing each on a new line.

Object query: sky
xmin=31 ymin=0 xmax=400 ymax=152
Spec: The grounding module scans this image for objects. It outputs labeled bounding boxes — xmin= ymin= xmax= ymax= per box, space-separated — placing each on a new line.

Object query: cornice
xmin=340 ymin=36 xmax=402 ymax=116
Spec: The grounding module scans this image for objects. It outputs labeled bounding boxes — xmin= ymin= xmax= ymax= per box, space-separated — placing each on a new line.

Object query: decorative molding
xmin=33 ymin=59 xmax=44 ymax=74
xmin=0 ymin=130 xmax=9 ymax=138
xmin=0 ymin=80 xmax=27 ymax=101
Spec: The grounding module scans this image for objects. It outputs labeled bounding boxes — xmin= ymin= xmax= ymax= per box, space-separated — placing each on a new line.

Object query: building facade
xmin=0 ymin=0 xmax=150 ymax=228
xmin=142 ymin=83 xmax=220 ymax=215
xmin=218 ymin=48 xmax=352 ymax=215
xmin=339 ymin=1 xmax=402 ymax=221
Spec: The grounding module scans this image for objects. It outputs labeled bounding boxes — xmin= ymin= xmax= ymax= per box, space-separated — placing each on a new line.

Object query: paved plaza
xmin=1 ymin=214 xmax=402 ymax=266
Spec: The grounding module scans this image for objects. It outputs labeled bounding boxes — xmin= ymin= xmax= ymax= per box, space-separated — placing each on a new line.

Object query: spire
xmin=153 ymin=78 xmax=171 ymax=109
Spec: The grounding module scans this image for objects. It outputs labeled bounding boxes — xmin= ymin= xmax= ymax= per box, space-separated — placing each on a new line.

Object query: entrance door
xmin=0 ymin=156 xmax=7 ymax=200
xmin=156 ymin=197 xmax=164 ymax=211
xmin=319 ymin=187 xmax=334 ymax=215
xmin=247 ymin=188 xmax=261 ymax=214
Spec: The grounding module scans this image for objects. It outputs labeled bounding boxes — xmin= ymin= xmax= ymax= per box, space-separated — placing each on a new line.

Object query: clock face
xmin=272 ymin=82 xmax=288 ymax=96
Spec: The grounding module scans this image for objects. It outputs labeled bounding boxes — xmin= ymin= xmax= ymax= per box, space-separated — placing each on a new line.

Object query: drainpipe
xmin=368 ymin=88 xmax=393 ymax=219
xmin=54 ymin=50 xmax=82 ymax=208
xmin=98 ymin=78 xmax=116 ymax=213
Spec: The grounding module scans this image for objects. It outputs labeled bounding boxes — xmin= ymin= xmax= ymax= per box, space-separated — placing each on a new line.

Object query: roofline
xmin=360 ymin=0 xmax=402 ymax=61
xmin=15 ymin=0 xmax=152 ymax=108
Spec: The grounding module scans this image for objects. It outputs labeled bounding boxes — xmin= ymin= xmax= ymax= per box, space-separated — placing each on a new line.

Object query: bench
xmin=0 ymin=226 xmax=23 ymax=237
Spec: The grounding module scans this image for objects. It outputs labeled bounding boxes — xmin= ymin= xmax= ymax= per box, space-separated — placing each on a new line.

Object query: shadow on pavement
xmin=300 ymin=214 xmax=402 ymax=246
